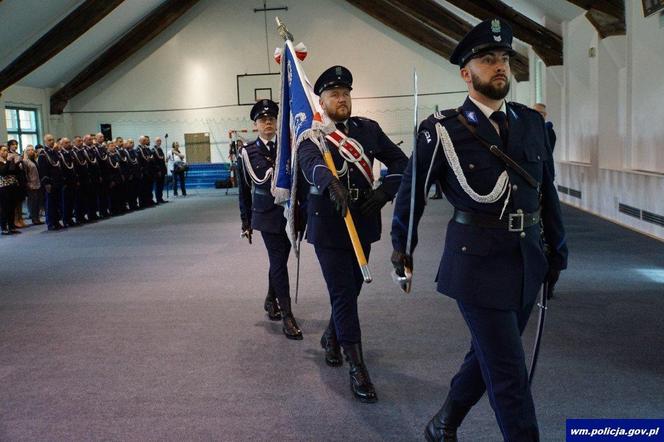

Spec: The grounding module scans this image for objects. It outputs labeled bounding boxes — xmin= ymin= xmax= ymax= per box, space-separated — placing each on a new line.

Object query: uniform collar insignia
xmin=465 ymin=110 xmax=478 ymax=124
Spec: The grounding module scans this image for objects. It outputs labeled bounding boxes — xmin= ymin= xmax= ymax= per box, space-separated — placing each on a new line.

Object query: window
xmin=5 ymin=107 xmax=40 ymax=153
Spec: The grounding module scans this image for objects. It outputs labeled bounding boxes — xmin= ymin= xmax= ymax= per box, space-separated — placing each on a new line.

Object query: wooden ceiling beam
xmin=50 ymin=0 xmax=200 ymax=114
xmin=346 ymin=0 xmax=528 ymax=81
xmin=0 ymin=0 xmax=125 ymax=93
xmin=566 ymin=0 xmax=625 ymax=38
xmin=385 ymin=0 xmax=529 ymax=80
xmin=444 ymin=0 xmax=563 ymax=66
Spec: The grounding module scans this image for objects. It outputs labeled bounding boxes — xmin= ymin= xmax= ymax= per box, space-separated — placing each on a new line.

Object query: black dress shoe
xmin=1 ymin=230 xmax=11 ymax=235
xmin=264 ymin=294 xmax=282 ymax=321
xmin=343 ymin=343 xmax=377 ymax=403
xmin=424 ymin=398 xmax=471 ymax=442
xmin=320 ymin=323 xmax=342 ymax=367
xmin=281 ymin=312 xmax=303 ymax=340
xmin=9 ymin=229 xmax=22 ymax=234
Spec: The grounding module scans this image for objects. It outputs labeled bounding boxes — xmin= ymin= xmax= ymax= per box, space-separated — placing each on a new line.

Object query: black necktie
xmin=490 ymin=111 xmax=509 ymax=148
xmin=335 ymin=122 xmax=348 ymax=135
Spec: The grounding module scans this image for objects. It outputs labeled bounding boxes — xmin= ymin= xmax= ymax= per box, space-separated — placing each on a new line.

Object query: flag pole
xmin=275 ymin=17 xmax=371 ymax=283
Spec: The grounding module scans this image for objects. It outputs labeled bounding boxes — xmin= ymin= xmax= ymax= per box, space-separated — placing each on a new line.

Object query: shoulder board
xmin=425 ymin=109 xmax=458 ymax=126
xmin=508 ymin=101 xmax=537 ymax=113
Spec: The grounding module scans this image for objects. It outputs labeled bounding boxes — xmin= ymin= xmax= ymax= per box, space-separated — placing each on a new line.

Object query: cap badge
xmin=335 ymin=66 xmax=342 ymax=76
xmin=491 ymin=19 xmax=501 ymax=34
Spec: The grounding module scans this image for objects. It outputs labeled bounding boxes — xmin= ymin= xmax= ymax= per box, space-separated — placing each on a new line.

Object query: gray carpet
xmin=1 ymin=191 xmax=663 ymax=441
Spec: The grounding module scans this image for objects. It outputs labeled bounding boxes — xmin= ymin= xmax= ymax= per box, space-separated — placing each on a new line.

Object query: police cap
xmin=314 ymin=65 xmax=353 ymax=96
xmin=250 ymin=99 xmax=279 ymax=121
xmin=450 ymin=18 xmax=517 ymax=67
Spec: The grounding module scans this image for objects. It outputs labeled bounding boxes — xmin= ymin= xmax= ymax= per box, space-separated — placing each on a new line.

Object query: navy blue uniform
xmin=72 ymin=146 xmax=90 ymax=223
xmin=298 ymin=116 xmax=407 ymax=345
xmin=137 ymin=145 xmax=155 ymax=208
xmin=85 ymin=144 xmax=102 ymax=220
xmin=391 ymin=98 xmax=568 ymax=441
xmin=59 ymin=149 xmax=79 ymax=226
xmin=37 ymin=147 xmax=64 ymax=229
xmin=94 ymin=144 xmax=111 ymax=217
xmin=238 ymin=138 xmax=293 ymax=309
xmin=153 ymin=146 xmax=167 ymax=203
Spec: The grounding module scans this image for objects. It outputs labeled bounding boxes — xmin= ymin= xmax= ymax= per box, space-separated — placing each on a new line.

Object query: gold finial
xmin=275 ymin=17 xmax=293 ymax=41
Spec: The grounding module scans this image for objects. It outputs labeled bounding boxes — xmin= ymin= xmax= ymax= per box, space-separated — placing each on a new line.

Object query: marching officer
xmin=390 ymin=19 xmax=568 ymax=441
xmin=37 ymin=134 xmax=64 ymax=230
xmin=238 ymin=99 xmax=303 ymax=340
xmin=297 ymin=66 xmax=408 ymax=403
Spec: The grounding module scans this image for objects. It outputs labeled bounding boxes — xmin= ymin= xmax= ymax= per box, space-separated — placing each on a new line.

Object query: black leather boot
xmin=263 ymin=286 xmax=281 ymax=321
xmin=342 ymin=343 xmax=377 ymax=403
xmin=277 ymin=298 xmax=303 ymax=340
xmin=424 ymin=397 xmax=471 ymax=442
xmin=320 ymin=319 xmax=342 ymax=367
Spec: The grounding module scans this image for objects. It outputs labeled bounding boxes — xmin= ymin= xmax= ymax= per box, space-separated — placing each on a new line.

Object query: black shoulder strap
xmin=456 ymin=110 xmax=540 ymax=190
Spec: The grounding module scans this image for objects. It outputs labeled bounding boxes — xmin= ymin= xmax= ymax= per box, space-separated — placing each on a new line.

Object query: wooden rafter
xmin=386 ymin=0 xmax=529 ymax=80
xmin=346 ymin=0 xmax=529 ymax=81
xmin=0 ymin=0 xmax=125 ymax=93
xmin=444 ymin=0 xmax=563 ymax=66
xmin=50 ymin=0 xmax=200 ymax=114
xmin=566 ymin=0 xmax=625 ymax=38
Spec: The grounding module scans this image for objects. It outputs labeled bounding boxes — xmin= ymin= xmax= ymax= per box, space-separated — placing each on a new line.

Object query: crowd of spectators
xmin=0 ymin=133 xmax=187 ymax=235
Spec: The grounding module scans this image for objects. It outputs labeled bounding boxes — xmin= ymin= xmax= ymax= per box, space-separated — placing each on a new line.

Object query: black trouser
xmin=314 ymin=243 xmax=371 ymax=345
xmin=45 ymin=185 xmax=63 ymax=228
xmin=446 ymin=298 xmax=539 ymax=442
xmin=260 ymin=230 xmax=292 ymax=308
xmin=87 ymin=181 xmax=99 ymax=220
xmin=173 ymin=170 xmax=186 ymax=195
xmin=0 ymin=185 xmax=19 ymax=230
xmin=61 ymin=183 xmax=76 ymax=225
xmin=154 ymin=172 xmax=165 ymax=202
xmin=140 ymin=175 xmax=154 ymax=207
xmin=27 ymin=188 xmax=41 ymax=222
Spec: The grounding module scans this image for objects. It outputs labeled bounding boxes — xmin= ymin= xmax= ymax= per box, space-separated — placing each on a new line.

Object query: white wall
xmin=65 ymin=0 xmax=531 ymax=161
xmin=554 ymin=2 xmax=664 ymax=240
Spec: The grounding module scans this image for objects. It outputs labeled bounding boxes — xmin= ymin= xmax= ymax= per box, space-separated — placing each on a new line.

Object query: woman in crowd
xmin=0 ymin=144 xmax=23 ymax=235
xmin=168 ymin=141 xmax=187 ymax=196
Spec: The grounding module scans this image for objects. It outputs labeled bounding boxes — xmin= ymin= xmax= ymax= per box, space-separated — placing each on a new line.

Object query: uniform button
xmin=520 ymin=232 xmax=526 ymax=239
xmin=461 ymin=246 xmax=467 ymax=252
xmin=469 ymin=163 xmax=475 ymax=170
xmin=315 ymin=211 xmax=319 ymax=215
xmin=517 ymin=209 xmax=523 ymax=214
xmin=537 ymin=155 xmax=541 ymax=160
xmin=350 ymin=167 xmax=354 ymax=171
xmin=512 ymin=184 xmax=518 ymax=191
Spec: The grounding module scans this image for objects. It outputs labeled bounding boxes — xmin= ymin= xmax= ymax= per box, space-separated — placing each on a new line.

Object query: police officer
xmin=37 ymin=134 xmax=64 ymax=230
xmin=297 ymin=66 xmax=408 ymax=403
xmin=58 ymin=137 xmax=79 ymax=227
xmin=137 ymin=135 xmax=156 ymax=208
xmin=390 ymin=19 xmax=568 ymax=441
xmin=238 ymin=99 xmax=303 ymax=340
xmin=152 ymin=137 xmax=168 ymax=203
xmin=83 ymin=134 xmax=102 ymax=221
xmin=72 ymin=136 xmax=90 ymax=224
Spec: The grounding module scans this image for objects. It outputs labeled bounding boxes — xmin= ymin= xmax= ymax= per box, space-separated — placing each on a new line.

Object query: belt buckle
xmin=349 ymin=188 xmax=359 ymax=201
xmin=508 ymin=212 xmax=524 ymax=232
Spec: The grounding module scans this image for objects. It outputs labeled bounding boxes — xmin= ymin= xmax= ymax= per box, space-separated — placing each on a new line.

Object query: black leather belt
xmin=453 ymin=208 xmax=541 ymax=232
xmin=310 ymin=185 xmax=372 ymax=202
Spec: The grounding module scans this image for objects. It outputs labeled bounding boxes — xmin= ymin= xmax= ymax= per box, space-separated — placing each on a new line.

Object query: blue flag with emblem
xmin=272 ymin=37 xmax=320 ymax=252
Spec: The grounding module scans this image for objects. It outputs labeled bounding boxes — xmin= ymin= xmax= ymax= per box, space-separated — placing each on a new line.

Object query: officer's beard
xmin=471 ymin=72 xmax=510 ymax=100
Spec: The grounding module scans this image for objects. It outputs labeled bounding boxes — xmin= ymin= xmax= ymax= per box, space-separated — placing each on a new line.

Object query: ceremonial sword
xmin=528 ymin=280 xmax=549 ymax=385
xmin=393 ymin=69 xmax=418 ymax=293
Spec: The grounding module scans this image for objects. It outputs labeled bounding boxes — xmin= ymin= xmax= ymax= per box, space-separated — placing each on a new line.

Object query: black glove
xmin=241 ymin=219 xmax=251 ymax=232
xmin=545 ymin=268 xmax=561 ymax=299
xmin=391 ymin=250 xmax=414 ymax=277
xmin=359 ymin=186 xmax=391 ymax=216
xmin=327 ymin=178 xmax=349 ymax=217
